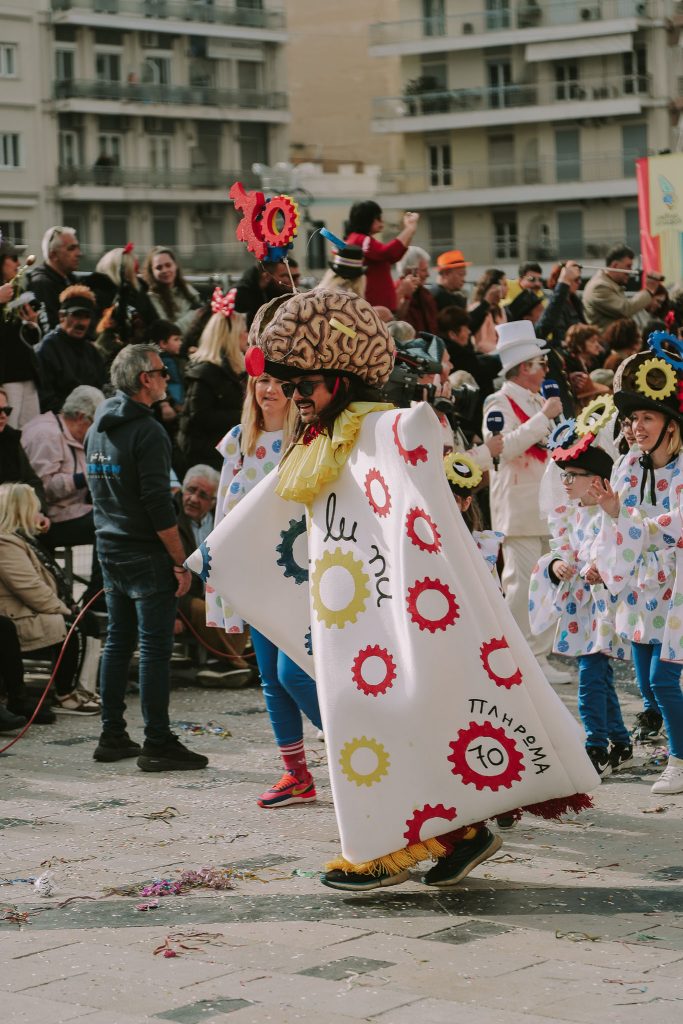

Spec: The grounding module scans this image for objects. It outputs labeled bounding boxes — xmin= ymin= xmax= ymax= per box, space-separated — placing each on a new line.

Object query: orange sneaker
xmin=256 ymin=771 xmax=316 ymax=808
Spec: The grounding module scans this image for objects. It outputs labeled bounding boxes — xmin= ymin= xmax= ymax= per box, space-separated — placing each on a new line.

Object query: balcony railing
xmin=57 ymin=165 xmax=260 ymax=188
xmin=374 ymin=75 xmax=651 ymax=120
xmin=54 ymin=79 xmax=288 ymax=110
xmin=380 ymin=152 xmax=644 ymax=194
xmin=424 ymin=234 xmax=640 ymax=267
xmin=51 ymin=0 xmax=286 ymax=30
xmin=370 ymin=0 xmax=651 ymax=47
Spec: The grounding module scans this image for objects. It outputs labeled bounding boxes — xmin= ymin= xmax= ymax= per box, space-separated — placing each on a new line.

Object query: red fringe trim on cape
xmin=520 ymin=792 xmax=593 ymax=820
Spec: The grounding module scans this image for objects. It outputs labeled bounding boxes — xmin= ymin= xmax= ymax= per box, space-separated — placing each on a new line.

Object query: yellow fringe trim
xmin=325 ymin=837 xmax=448 ymax=877
xmin=275 ymin=402 xmax=393 ymax=506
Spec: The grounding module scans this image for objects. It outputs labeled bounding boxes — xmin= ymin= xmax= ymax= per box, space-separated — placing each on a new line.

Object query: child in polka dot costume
xmin=208 ymin=374 xmax=322 ymax=808
xmin=530 ymin=441 xmax=631 ymax=777
xmin=590 ymin=333 xmax=683 ymax=795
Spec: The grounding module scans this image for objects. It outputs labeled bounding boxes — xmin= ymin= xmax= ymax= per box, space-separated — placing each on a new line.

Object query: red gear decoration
xmin=230 ymin=181 xmax=268 ymax=260
xmin=405 ymin=507 xmax=441 ymax=554
xmin=261 ymin=195 xmax=299 ymax=247
xmin=364 ymin=468 xmax=392 ymax=517
xmin=479 ymin=637 xmax=522 ymax=689
xmin=558 ymin=432 xmax=595 ymax=461
xmin=447 ymin=720 xmax=525 ymax=791
xmin=351 ymin=645 xmax=397 ymax=697
xmin=403 ymin=803 xmax=458 ymax=844
xmin=406 ymin=578 xmax=460 ymax=633
xmin=392 ymin=412 xmax=428 ymax=466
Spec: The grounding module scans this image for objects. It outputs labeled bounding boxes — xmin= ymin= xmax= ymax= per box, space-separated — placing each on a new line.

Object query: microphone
xmin=541 ymin=378 xmax=562 ymax=425
xmin=485 ymin=409 xmax=505 ymax=471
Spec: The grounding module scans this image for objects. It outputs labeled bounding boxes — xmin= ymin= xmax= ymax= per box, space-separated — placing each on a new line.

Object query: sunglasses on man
xmin=146 ymin=367 xmax=170 ymax=379
xmin=280 ymin=379 xmax=326 ymax=399
xmin=0 ymin=406 xmax=13 ymax=416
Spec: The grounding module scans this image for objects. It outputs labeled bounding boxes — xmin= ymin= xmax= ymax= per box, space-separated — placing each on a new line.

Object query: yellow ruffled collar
xmin=276 ymin=402 xmax=393 ymax=505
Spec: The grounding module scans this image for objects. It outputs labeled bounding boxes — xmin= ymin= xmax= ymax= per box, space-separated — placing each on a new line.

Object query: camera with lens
xmin=382 ymin=333 xmax=480 ymax=426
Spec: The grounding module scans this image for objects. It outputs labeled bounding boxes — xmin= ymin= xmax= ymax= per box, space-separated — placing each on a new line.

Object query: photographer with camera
xmin=0 ymin=240 xmax=42 ymax=428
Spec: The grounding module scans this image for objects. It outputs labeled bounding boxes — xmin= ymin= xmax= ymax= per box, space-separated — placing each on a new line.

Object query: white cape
xmin=187 ymin=404 xmax=598 ymax=864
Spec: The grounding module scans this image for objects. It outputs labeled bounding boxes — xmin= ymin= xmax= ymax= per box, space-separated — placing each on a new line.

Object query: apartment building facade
xmin=1 ymin=0 xmax=288 ymax=269
xmin=370 ymin=0 xmax=682 ymax=275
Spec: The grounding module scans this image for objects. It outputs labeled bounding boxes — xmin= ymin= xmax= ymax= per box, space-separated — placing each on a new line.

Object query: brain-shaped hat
xmin=246 ymin=288 xmax=395 ymax=387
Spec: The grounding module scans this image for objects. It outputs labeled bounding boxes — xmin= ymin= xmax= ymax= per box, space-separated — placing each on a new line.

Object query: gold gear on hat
xmin=443 ymin=452 xmax=482 ymax=490
xmin=339 ymin=736 xmax=390 ymax=787
xmin=575 ymin=395 xmax=616 ymax=437
xmin=634 ymin=357 xmax=677 ymax=402
xmin=310 ymin=547 xmax=370 ymax=629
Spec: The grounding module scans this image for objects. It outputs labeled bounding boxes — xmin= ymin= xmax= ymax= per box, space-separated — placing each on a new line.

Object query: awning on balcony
xmin=525 ymin=33 xmax=632 ymax=62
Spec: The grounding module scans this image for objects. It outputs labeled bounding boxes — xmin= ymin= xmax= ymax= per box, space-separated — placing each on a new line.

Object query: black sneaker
xmin=423 ymin=827 xmax=502 ymax=887
xmin=608 ymin=742 xmax=634 ymax=772
xmin=321 ymin=867 xmax=410 ymax=891
xmin=0 ymin=705 xmax=27 ymax=734
xmin=586 ymin=745 xmax=612 ymax=777
xmin=632 ymin=709 xmax=663 ymax=742
xmin=495 ymin=814 xmax=518 ymax=830
xmin=93 ymin=732 xmax=142 ymax=762
xmin=137 ymin=734 xmax=208 ymax=772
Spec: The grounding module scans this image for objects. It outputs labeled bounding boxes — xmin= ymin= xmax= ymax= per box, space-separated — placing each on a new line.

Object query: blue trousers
xmin=99 ymin=550 xmax=177 ymax=743
xmin=631 ymin=642 xmax=683 ymax=758
xmin=577 ymin=652 xmax=630 ymax=749
xmin=250 ymin=627 xmax=321 ymax=747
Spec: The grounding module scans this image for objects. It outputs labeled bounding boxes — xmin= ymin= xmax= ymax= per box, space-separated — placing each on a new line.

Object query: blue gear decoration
xmin=547 ymin=418 xmax=577 ymax=452
xmin=304 ymin=628 xmax=313 ymax=656
xmin=197 ymin=541 xmax=212 ymax=583
xmin=648 ymin=330 xmax=683 ymax=371
xmin=276 ymin=516 xmax=309 ymax=585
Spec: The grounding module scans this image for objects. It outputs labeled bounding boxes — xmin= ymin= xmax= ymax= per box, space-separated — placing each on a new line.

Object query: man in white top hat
xmin=482 ymin=321 xmax=572 ymax=686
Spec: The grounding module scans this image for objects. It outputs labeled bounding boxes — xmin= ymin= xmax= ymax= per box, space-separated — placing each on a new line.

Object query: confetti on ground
xmin=127 ymin=806 xmax=180 ymax=825
xmin=642 ymin=806 xmax=668 ymax=814
xmin=153 ymin=930 xmax=229 ymax=957
xmin=177 ymin=722 xmax=232 ymax=739
xmin=0 ymin=877 xmax=36 ymax=887
xmin=555 ymin=930 xmax=601 ymax=942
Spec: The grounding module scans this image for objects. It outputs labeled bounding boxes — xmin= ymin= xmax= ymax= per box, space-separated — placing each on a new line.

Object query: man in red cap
xmin=430 ymin=250 xmax=471 ymax=312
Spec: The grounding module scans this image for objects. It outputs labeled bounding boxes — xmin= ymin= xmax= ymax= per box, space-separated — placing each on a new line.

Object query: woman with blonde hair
xmin=142 ymin=246 xmax=201 ymax=335
xmin=0 ymin=482 xmax=100 ymax=714
xmin=177 ymin=288 xmax=247 ymax=471
xmin=91 ymin=246 xmax=156 ymax=336
xmin=209 ymin=372 xmax=322 ymax=809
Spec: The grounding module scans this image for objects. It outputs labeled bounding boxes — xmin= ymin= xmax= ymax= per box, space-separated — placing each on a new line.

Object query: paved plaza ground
xmin=2 ymin=661 xmax=683 ymax=1024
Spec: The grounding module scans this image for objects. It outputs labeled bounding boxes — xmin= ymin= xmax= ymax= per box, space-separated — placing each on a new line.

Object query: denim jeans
xmin=99 ymin=550 xmax=177 ymax=743
xmin=631 ymin=642 xmax=683 ymax=759
xmin=250 ymin=627 xmax=321 ymax=747
xmin=577 ymin=652 xmax=630 ymax=750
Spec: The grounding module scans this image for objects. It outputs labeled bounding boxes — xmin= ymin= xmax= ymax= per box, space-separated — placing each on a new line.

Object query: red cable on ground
xmin=175 ymin=609 xmax=256 ymax=662
xmin=0 ymin=589 xmax=105 ymax=755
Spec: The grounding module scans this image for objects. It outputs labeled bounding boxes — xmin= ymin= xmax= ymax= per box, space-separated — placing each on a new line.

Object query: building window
xmin=488 ymin=133 xmax=514 ymax=187
xmin=152 ymin=208 xmax=177 ymax=247
xmin=0 ymin=133 xmax=21 ymax=169
xmin=422 ymin=0 xmax=445 ymax=36
xmin=557 ymin=210 xmax=584 ymax=259
xmin=102 ymin=206 xmax=129 ymax=247
xmin=624 ymin=45 xmax=648 ymax=95
xmin=143 ymin=56 xmax=171 ymax=86
xmin=622 ymin=123 xmax=648 ymax=177
xmin=426 ymin=210 xmax=452 ymax=253
xmin=555 ymin=128 xmax=581 ymax=183
xmin=0 ymin=220 xmax=25 ymax=244
xmin=95 ymin=52 xmax=121 ymax=83
xmin=486 ymin=0 xmax=511 ymax=31
xmin=55 ymin=48 xmax=75 ymax=82
xmin=624 ymin=206 xmax=640 ymax=255
xmin=0 ymin=43 xmax=17 ymax=77
xmin=555 ymin=63 xmax=580 ymax=101
xmin=97 ymin=133 xmax=121 ymax=165
xmin=238 ymin=122 xmax=268 ymax=169
xmin=427 ymin=141 xmax=452 ymax=187
xmin=149 ymin=136 xmax=172 ymax=171
xmin=493 ymin=211 xmax=518 ymax=259
xmin=59 ymin=130 xmax=81 ymax=168
xmin=487 ymin=60 xmax=511 ymax=109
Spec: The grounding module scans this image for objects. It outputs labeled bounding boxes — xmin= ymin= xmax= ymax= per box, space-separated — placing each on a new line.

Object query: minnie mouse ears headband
xmin=211 ymin=286 xmax=237 ymax=319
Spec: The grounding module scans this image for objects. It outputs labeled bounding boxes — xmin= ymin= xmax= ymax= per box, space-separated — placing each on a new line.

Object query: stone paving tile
xmin=228 ymin=972 xmax=421 ymax=1020
xmin=296 ymin=955 xmax=395 ymax=981
xmin=374 ymin=1000 xmax=566 ymax=1023
xmin=1 ymin=992 xmax=95 ymax=1023
xmin=154 ymin=997 xmax=253 ymax=1023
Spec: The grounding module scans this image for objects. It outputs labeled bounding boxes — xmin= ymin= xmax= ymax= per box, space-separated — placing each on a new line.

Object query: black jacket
xmin=37 ymin=327 xmax=106 ymax=412
xmin=177 ymin=359 xmax=244 ymax=471
xmin=234 ymin=266 xmax=287 ymax=329
xmin=0 ymin=316 xmax=41 ymax=384
xmin=0 ymin=425 xmax=47 ymax=511
xmin=28 ymin=264 xmax=76 ymax=330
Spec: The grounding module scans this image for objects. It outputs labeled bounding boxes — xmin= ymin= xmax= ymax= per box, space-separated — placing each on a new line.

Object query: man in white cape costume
xmin=186 ymin=289 xmax=598 ymax=888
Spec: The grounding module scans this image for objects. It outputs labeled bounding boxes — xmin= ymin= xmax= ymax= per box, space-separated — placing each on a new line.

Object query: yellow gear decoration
xmin=634 ymin=357 xmax=677 ymax=402
xmin=575 ymin=395 xmax=616 ymax=437
xmin=443 ymin=451 xmax=482 ymax=490
xmin=339 ymin=736 xmax=390 ymax=787
xmin=310 ymin=547 xmax=370 ymax=629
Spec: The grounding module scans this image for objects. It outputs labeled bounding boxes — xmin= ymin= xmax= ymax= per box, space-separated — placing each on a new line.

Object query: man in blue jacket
xmin=85 ymin=343 xmax=208 ymax=771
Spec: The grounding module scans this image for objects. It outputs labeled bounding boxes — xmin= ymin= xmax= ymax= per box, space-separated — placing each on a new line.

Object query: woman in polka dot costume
xmin=208 ymin=374 xmax=323 ymax=809
xmin=590 ymin=338 xmax=683 ymax=795
xmin=530 ymin=441 xmax=630 ymax=779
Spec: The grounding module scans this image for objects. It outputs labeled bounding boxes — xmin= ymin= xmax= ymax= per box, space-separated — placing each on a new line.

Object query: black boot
xmin=0 ymin=704 xmax=27 ymax=734
xmin=137 ymin=734 xmax=208 ymax=772
xmin=93 ymin=732 xmax=142 ymax=762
